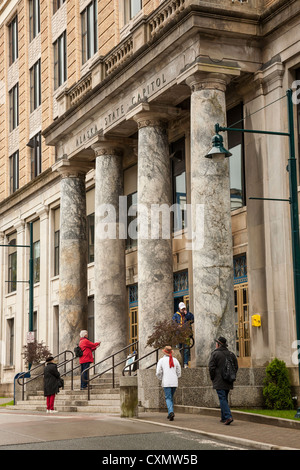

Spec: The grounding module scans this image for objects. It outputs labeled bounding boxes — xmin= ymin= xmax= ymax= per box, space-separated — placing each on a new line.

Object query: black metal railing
xmin=17 ymin=350 xmax=75 ymax=401
xmin=16 ymin=337 xmax=195 ymax=403
xmin=82 ymin=341 xmax=139 ymax=400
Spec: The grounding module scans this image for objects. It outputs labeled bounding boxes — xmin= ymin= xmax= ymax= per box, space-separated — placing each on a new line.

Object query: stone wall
xmin=138 ymin=367 xmax=273 ymax=410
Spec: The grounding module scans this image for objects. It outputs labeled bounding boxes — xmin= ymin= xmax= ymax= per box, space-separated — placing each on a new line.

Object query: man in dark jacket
xmin=208 ymin=336 xmax=238 ymax=425
xmin=172 ymin=302 xmax=194 ymax=368
xmin=44 ymin=356 xmax=63 ymax=413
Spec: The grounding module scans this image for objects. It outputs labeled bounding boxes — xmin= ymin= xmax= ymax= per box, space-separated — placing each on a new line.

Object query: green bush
xmin=263 ymin=358 xmax=294 ymax=410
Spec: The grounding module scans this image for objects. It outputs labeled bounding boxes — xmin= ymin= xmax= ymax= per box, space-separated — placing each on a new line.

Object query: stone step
xmin=7 ymin=403 xmax=121 ymax=413
xmin=29 ymin=392 xmax=120 ymax=401
xmin=25 ymin=397 xmax=120 ymax=406
xmin=13 ymin=371 xmax=123 ymax=413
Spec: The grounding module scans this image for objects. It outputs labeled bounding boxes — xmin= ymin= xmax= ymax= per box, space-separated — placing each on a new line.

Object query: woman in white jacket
xmin=156 ymin=346 xmax=181 ymax=421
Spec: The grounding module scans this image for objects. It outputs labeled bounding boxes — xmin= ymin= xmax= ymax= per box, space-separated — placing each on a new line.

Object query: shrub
xmin=146 ymin=319 xmax=193 ymax=349
xmin=263 ymin=358 xmax=294 ymax=410
xmin=22 ymin=340 xmax=52 ymax=366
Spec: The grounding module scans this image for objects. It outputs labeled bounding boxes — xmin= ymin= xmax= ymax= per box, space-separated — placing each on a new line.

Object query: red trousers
xmin=46 ymin=394 xmax=55 ymax=410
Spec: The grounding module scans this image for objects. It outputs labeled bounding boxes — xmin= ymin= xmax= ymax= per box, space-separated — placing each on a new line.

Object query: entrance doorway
xmin=233 ymin=254 xmax=250 ymax=366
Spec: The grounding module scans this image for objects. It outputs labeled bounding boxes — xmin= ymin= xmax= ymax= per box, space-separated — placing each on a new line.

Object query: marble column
xmin=52 ymin=159 xmax=92 ymax=354
xmin=92 ymin=141 xmax=127 ymax=366
xmin=187 ymin=73 xmax=235 ymax=366
xmin=134 ymin=112 xmax=174 ymax=364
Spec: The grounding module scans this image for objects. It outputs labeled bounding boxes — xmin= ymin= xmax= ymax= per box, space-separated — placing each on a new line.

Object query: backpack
xmin=74 ymin=345 xmax=83 ymax=358
xmin=222 ymin=351 xmax=237 ymax=383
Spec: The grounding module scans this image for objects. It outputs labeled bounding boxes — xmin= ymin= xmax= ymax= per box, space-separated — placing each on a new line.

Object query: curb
xmin=174 ymin=405 xmax=300 ymax=430
xmin=130 ymin=417 xmax=296 ymax=450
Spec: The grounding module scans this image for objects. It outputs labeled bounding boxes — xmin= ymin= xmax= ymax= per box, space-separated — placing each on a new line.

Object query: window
xmin=8 ymin=236 xmax=17 ymax=293
xmin=125 ymin=0 xmax=142 ymax=22
xmin=54 ymin=208 xmax=60 ymax=276
xmin=7 ymin=319 xmax=14 ymax=366
xmin=227 ymin=103 xmax=246 ymax=210
xmin=32 ymin=221 xmax=40 ymax=284
xmin=9 ymin=83 xmax=19 ymax=131
xmin=88 ymin=296 xmax=94 ymax=342
xmin=33 ymin=240 xmax=40 ymax=283
xmin=81 ymin=0 xmax=98 ymax=64
xmin=171 ymin=137 xmax=186 ymax=232
xmin=53 ymin=0 xmax=65 ymax=14
xmin=87 ymin=213 xmax=94 ymax=263
xmin=30 ymin=60 xmax=41 ymax=112
xmin=8 ymin=16 xmax=18 ymax=65
xmin=29 ymin=132 xmax=42 ymax=179
xmin=9 ymin=151 xmax=19 ymax=194
xmin=29 ymin=0 xmax=40 ymax=42
xmin=54 ymin=230 xmax=60 ymax=276
xmin=126 ymin=192 xmax=137 ymax=250
xmin=53 ymin=31 xmax=67 ymax=90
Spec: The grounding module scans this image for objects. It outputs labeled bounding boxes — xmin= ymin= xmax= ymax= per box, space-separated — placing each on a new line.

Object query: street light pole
xmin=287 ymin=89 xmax=300 ymax=362
xmin=207 ymin=89 xmax=300 ymax=380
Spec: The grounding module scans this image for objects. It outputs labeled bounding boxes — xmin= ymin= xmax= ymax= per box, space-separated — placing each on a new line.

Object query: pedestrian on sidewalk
xmin=208 ymin=336 xmax=238 ymax=425
xmin=44 ymin=356 xmax=63 ymax=413
xmin=79 ymin=330 xmax=100 ymax=390
xmin=156 ymin=346 xmax=181 ymax=421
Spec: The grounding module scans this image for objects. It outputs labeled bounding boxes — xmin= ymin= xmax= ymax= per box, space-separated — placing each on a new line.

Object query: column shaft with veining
xmin=52 ymin=160 xmax=91 ymax=353
xmin=187 ymin=73 xmax=235 ymax=366
xmin=93 ymin=142 xmax=127 ymax=364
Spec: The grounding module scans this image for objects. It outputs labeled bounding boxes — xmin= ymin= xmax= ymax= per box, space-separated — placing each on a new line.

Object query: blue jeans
xmin=216 ymin=389 xmax=232 ymax=421
xmin=81 ymin=362 xmax=91 ymax=389
xmin=178 ymin=343 xmax=190 ymax=365
xmin=164 ymin=387 xmax=176 ymax=414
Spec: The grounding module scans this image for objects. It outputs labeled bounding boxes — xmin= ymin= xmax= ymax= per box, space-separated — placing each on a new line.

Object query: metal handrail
xmin=17 ymin=350 xmax=74 ymax=401
xmin=82 ymin=341 xmax=139 ymax=400
xmin=16 ymin=337 xmax=195 ymax=403
xmin=121 ymin=338 xmax=195 ymax=377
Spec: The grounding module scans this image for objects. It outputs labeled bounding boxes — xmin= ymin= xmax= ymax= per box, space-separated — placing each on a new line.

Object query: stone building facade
xmin=0 ymin=0 xmax=300 ymax=398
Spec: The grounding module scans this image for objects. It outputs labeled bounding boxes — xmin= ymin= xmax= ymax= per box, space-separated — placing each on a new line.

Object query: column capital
xmin=126 ymin=102 xmax=181 ymax=129
xmin=177 ymin=57 xmax=240 ymax=91
xmin=91 ymin=138 xmax=125 ymax=157
xmin=52 ymin=158 xmax=94 ymax=179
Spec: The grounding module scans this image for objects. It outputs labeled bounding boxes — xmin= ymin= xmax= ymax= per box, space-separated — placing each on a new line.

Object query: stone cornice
xmin=0 ymin=168 xmax=58 ymax=216
xmin=52 ymin=159 xmax=95 ymax=178
xmin=42 ymin=2 xmax=259 ymax=143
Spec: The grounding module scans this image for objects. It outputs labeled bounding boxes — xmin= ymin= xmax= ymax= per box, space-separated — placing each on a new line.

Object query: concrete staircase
xmin=9 ymin=375 xmax=121 ymax=414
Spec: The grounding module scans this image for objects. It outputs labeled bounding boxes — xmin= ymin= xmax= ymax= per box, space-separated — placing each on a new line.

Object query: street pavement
xmin=0 ymin=397 xmax=299 ymax=455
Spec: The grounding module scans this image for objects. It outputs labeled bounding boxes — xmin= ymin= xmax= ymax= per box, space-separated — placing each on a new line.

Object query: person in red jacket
xmin=79 ymin=330 xmax=100 ymax=390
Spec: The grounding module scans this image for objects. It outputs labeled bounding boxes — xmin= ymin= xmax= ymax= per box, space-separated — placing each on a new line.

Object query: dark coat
xmin=44 ymin=362 xmax=62 ymax=397
xmin=208 ymin=345 xmax=238 ymax=391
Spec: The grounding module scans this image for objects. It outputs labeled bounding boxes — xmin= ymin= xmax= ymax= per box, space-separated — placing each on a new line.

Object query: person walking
xmin=79 ymin=330 xmax=100 ymax=390
xmin=44 ymin=356 xmax=63 ymax=413
xmin=156 ymin=346 xmax=181 ymax=421
xmin=172 ymin=302 xmax=194 ymax=368
xmin=208 ymin=336 xmax=238 ymax=425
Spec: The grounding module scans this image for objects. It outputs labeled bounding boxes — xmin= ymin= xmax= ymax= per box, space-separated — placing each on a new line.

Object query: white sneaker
xmin=50 ymin=410 xmax=58 ymax=413
xmin=46 ymin=410 xmax=50 ymax=413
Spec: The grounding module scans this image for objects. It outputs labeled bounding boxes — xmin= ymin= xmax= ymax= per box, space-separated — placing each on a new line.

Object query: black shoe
xmin=224 ymin=418 xmax=233 ymax=425
xmin=168 ymin=412 xmax=174 ymax=421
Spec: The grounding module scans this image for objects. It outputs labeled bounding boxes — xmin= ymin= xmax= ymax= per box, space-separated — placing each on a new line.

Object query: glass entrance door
xmin=234 ymin=282 xmax=251 ymax=367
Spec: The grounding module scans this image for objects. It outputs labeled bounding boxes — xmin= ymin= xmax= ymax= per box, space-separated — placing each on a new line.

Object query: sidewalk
xmin=135 ymin=405 xmax=300 ymax=450
xmin=0 ymin=399 xmax=300 ymax=450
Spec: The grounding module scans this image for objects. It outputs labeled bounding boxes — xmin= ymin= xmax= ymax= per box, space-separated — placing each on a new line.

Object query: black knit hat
xmin=215 ymin=336 xmax=227 ymax=347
